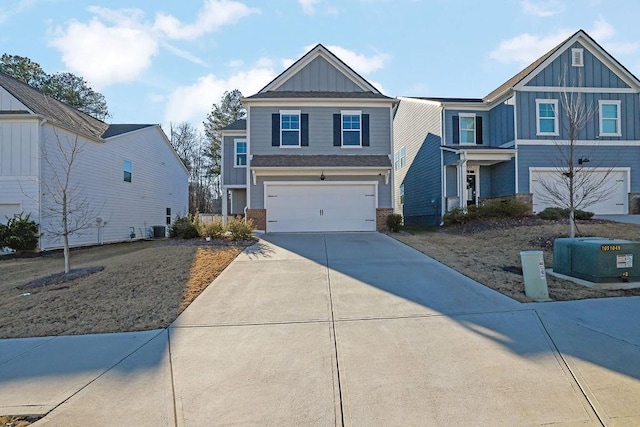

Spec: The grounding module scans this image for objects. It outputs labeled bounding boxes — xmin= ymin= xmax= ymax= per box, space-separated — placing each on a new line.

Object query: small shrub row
xmin=386 ymin=213 xmax=403 ymax=232
xmin=168 ymin=214 xmax=254 ymax=241
xmin=537 ymin=207 xmax=594 ymax=221
xmin=0 ymin=212 xmax=39 ymax=252
xmin=442 ymin=199 xmax=531 ymax=225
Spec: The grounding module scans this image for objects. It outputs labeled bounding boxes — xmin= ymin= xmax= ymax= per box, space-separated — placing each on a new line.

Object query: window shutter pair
xmin=272 ymin=113 xmax=309 ymax=146
xmin=452 ymin=115 xmax=483 ymax=144
xmin=333 ymin=114 xmax=370 ymax=146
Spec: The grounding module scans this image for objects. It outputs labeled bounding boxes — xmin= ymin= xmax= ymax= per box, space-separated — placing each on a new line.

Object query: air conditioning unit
xmin=553 ymin=238 xmax=640 ymax=283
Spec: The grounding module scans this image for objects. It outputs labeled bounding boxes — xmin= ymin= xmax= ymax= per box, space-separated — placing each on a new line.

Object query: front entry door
xmin=466 ymin=167 xmax=478 ymax=206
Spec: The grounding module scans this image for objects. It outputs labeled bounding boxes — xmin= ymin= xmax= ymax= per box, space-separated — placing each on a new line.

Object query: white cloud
xmin=153 ymin=0 xmax=259 ymax=40
xmin=49 ymin=17 xmax=159 ymax=89
xmin=298 ymin=0 xmax=321 ymax=15
xmin=520 ymin=0 xmax=564 ymax=17
xmin=306 ymin=44 xmax=390 ymax=74
xmin=227 ymin=59 xmax=244 ymax=68
xmin=161 ymin=42 xmax=208 ymax=66
xmin=489 ymin=30 xmax=572 ymax=65
xmin=590 ymin=17 xmax=615 ymax=41
xmin=163 ymin=62 xmax=276 ymax=125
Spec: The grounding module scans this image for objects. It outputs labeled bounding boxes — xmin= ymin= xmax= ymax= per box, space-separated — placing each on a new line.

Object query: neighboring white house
xmin=0 ymin=71 xmax=188 ymax=250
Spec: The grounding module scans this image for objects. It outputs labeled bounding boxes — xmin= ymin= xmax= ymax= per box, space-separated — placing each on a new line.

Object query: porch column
xmin=222 ymin=188 xmax=228 ymax=225
xmin=459 ymin=160 xmax=467 ymax=209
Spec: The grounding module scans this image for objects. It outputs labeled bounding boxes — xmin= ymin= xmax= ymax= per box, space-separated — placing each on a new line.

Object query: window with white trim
xmin=535 ymin=99 xmax=559 ymax=136
xmin=280 ymin=111 xmax=300 ymax=146
xmin=599 ymin=100 xmax=621 ymax=136
xmin=234 ymin=139 xmax=247 ymax=167
xmin=342 ymin=110 xmax=361 ymax=146
xmin=571 ymin=48 xmax=584 ymax=67
xmin=123 ymin=160 xmax=132 ymax=182
xmin=400 ymin=184 xmax=405 ymax=205
xmin=459 ymin=113 xmax=475 ymax=144
xmin=394 ymin=146 xmax=406 ymax=170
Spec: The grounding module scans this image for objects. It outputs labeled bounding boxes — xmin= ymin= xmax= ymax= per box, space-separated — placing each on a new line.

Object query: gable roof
xmin=102 ymin=124 xmax=155 ymax=138
xmin=221 ymin=119 xmax=247 ymax=131
xmin=484 ymin=29 xmax=640 ymax=102
xmin=254 ymin=44 xmax=385 ymax=96
xmin=0 ymin=71 xmax=108 ymax=140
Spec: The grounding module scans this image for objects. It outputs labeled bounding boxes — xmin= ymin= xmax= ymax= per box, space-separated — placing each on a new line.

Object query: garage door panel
xmin=531 ymin=170 xmax=627 ymax=215
xmin=266 ymin=184 xmax=377 ymax=232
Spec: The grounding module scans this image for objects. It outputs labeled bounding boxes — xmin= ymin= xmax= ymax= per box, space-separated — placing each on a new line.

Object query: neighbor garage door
xmin=265 ymin=183 xmax=377 ymax=232
xmin=531 ymin=169 xmax=628 ymax=214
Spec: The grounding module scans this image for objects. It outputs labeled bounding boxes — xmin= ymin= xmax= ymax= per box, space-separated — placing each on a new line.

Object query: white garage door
xmin=0 ymin=204 xmax=21 ymax=224
xmin=265 ymin=183 xmax=377 ymax=232
xmin=531 ymin=169 xmax=628 ymax=214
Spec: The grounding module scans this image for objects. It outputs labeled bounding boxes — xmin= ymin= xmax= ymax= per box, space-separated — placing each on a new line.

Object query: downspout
xmin=459 ymin=151 xmax=468 ymax=209
xmin=38 ymin=117 xmax=47 ymax=250
xmin=440 ymin=105 xmax=446 ymax=221
xmin=513 ymin=93 xmax=519 ymax=195
xmin=245 ymin=106 xmax=251 ymax=221
xmin=389 ymin=104 xmax=395 ymax=210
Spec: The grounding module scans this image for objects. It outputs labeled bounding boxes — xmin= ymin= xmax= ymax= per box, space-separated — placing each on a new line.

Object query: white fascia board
xmin=461 ymin=151 xmax=516 ymax=162
xmin=518 ymin=139 xmax=640 ymax=146
xmin=0 ymin=113 xmax=39 ymax=121
xmin=519 ymin=86 xmax=637 ymax=94
xmin=242 ymin=98 xmax=396 ymax=108
xmin=220 ymin=130 xmax=246 ymax=137
xmin=252 ymin=167 xmax=390 ymax=176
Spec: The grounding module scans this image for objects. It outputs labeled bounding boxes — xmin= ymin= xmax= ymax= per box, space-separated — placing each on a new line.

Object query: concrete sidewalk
xmin=0 ymin=233 xmax=638 ymax=426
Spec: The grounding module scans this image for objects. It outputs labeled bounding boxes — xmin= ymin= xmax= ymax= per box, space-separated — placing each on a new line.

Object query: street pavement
xmin=1 ymin=232 xmax=638 ymax=426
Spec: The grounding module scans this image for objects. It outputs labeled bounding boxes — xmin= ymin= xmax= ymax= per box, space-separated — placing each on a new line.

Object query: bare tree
xmin=40 ymin=129 xmax=101 ymax=273
xmin=533 ymin=67 xmax=616 ymax=237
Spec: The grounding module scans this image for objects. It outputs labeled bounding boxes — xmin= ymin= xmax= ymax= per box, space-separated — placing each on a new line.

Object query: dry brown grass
xmin=0 ymin=240 xmax=247 ymax=339
xmin=395 ymin=219 xmax=640 ymax=303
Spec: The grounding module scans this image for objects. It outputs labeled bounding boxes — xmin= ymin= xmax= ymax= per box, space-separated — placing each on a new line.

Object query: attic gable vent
xmin=571 ymin=48 xmax=584 ymax=67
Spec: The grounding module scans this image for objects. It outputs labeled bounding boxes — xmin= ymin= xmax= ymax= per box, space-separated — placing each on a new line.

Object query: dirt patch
xmin=394 ymin=218 xmax=640 ymax=303
xmin=0 ymin=239 xmax=252 ymax=339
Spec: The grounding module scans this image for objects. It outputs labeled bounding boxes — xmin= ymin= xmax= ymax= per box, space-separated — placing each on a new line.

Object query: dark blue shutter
xmin=301 ymin=114 xmax=309 ymax=146
xmin=452 ymin=115 xmax=459 ymax=144
xmin=475 ymin=116 xmax=483 ymax=144
xmin=272 ymin=113 xmax=280 ymax=146
xmin=333 ymin=114 xmax=341 ymax=146
xmin=362 ymin=114 xmax=370 ymax=146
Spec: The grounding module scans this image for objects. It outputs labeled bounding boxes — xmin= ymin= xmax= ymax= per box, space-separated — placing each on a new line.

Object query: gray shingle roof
xmin=0 ymin=71 xmax=108 ymax=139
xmin=102 ymin=124 xmax=154 ymax=138
xmin=221 ymin=119 xmax=247 ymax=131
xmin=251 ymin=154 xmax=391 ymax=168
xmin=245 ymin=91 xmax=393 ymax=100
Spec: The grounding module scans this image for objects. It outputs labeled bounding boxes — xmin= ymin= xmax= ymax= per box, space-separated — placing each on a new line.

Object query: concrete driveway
xmin=2 ymin=233 xmax=640 ymax=425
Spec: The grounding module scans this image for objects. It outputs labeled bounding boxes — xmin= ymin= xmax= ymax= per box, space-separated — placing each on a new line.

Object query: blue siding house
xmin=394 ymin=30 xmax=640 ymax=226
xmin=221 ymin=44 xmax=397 ymax=232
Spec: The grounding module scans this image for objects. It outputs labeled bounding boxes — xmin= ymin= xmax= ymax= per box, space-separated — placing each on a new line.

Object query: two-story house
xmin=0 ymin=71 xmax=188 ymax=250
xmin=394 ymin=30 xmax=640 ymax=226
xmin=221 ymin=44 xmax=397 ymax=232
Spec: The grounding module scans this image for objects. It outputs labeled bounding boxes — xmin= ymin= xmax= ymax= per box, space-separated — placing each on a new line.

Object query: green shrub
xmin=169 ymin=214 xmax=201 ymax=239
xmin=386 ymin=213 xmax=403 ymax=232
xmin=537 ymin=207 xmax=594 ymax=220
xmin=227 ymin=217 xmax=254 ymax=241
xmin=200 ymin=220 xmax=225 ymax=239
xmin=480 ymin=199 xmax=530 ymax=218
xmin=0 ymin=212 xmax=39 ymax=251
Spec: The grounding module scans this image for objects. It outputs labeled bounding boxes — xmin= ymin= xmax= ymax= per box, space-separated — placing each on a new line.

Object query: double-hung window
xmin=535 ymin=99 xmax=559 ymax=136
xmin=280 ymin=111 xmax=300 ymax=146
xmin=394 ymin=146 xmax=406 ymax=170
xmin=342 ymin=111 xmax=361 ymax=147
xmin=599 ymin=100 xmax=621 ymax=137
xmin=459 ymin=113 xmax=476 ymax=144
xmin=123 ymin=160 xmax=132 ymax=182
xmin=234 ymin=139 xmax=247 ymax=167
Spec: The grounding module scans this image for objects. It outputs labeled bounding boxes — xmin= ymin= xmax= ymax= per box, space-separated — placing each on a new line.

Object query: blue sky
xmin=1 ymin=0 xmax=639 ymax=131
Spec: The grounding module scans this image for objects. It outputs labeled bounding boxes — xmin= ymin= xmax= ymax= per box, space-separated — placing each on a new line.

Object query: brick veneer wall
xmin=246 ymin=209 xmax=266 ymax=231
xmin=376 ymin=208 xmax=393 ymax=231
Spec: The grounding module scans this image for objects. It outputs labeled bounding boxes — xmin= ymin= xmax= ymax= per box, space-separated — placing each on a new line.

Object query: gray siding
xmin=250 ymin=106 xmax=391 ymax=155
xmin=393 ymin=99 xmax=442 ymax=226
xmin=443 ymin=110 xmax=490 ymax=146
xmin=251 ymin=175 xmax=390 ymax=209
xmin=276 ymin=56 xmax=364 ymax=92
xmin=489 ymin=160 xmax=516 ymax=196
xmin=443 ymin=151 xmax=458 ymax=166
xmin=488 ymin=98 xmax=515 ymax=146
xmin=223 ymin=135 xmax=247 ymax=186
xmin=517 ymin=145 xmax=640 ymax=193
xmin=516 ymin=91 xmax=640 ymax=140
xmin=445 ymin=166 xmax=457 ymax=198
xmin=526 ymin=41 xmax=630 ymax=88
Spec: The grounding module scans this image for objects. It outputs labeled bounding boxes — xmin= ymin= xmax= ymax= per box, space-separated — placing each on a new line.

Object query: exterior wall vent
xmin=571 ymin=48 xmax=584 ymax=67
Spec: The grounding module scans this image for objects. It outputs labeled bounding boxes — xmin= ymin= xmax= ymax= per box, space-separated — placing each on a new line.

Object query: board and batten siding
xmin=223 ymin=135 xmax=247 ymax=186
xmin=525 ymin=41 xmax=631 ymax=89
xmin=488 ymin=98 xmax=515 ymax=146
xmin=39 ymin=124 xmax=188 ymax=250
xmin=443 ymin=109 xmax=490 ymax=146
xmin=251 ymin=175 xmax=390 ymax=210
xmin=275 ymin=56 xmax=364 ymax=93
xmin=249 ymin=105 xmax=391 ymax=155
xmin=393 ymin=98 xmax=443 ymax=226
xmin=488 ymin=160 xmax=516 ymax=197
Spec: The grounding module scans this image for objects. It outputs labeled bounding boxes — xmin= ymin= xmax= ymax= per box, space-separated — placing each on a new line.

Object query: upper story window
xmin=535 ymin=99 xmax=559 ymax=136
xmin=571 ymin=48 xmax=584 ymax=67
xmin=341 ymin=111 xmax=361 ymax=147
xmin=459 ymin=113 xmax=476 ymax=144
xmin=394 ymin=146 xmax=406 ymax=170
xmin=280 ymin=111 xmax=300 ymax=146
xmin=123 ymin=160 xmax=132 ymax=182
xmin=234 ymin=139 xmax=247 ymax=167
xmin=599 ymin=100 xmax=621 ymax=137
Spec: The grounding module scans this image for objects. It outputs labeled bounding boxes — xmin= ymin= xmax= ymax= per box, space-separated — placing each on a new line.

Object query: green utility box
xmin=553 ymin=238 xmax=640 ymax=283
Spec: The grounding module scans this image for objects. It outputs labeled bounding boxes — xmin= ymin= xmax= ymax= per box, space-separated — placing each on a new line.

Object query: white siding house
xmin=0 ymin=71 xmax=188 ymax=250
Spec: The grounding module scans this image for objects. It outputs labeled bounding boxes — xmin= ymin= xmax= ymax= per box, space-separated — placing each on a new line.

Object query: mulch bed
xmin=16 ymin=266 xmax=105 ymax=290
